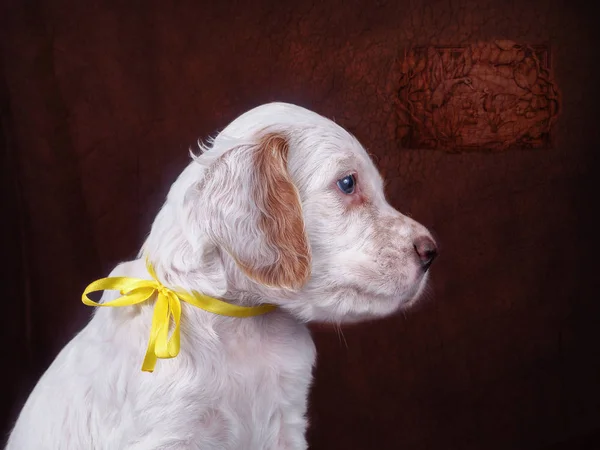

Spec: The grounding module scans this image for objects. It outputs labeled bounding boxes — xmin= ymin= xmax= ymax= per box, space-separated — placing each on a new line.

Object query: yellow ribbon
xmin=82 ymin=260 xmax=276 ymax=372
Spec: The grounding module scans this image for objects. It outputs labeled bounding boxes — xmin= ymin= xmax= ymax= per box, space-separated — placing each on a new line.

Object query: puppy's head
xmin=143 ymin=103 xmax=437 ymax=323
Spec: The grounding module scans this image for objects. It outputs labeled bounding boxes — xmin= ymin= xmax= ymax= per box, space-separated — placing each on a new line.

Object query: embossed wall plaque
xmin=397 ymin=41 xmax=560 ymax=151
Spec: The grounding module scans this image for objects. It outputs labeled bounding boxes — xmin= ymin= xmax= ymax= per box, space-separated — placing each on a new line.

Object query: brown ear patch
xmin=240 ymin=132 xmax=311 ymax=290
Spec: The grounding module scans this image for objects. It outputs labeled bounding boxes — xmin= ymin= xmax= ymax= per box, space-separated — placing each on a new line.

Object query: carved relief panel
xmin=397 ymin=41 xmax=560 ymax=151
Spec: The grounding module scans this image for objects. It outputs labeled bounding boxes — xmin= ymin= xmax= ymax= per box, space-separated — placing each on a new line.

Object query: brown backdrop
xmin=1 ymin=0 xmax=599 ymax=449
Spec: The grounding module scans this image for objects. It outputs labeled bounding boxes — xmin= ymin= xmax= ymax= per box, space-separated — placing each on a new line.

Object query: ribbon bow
xmin=82 ymin=260 xmax=276 ymax=372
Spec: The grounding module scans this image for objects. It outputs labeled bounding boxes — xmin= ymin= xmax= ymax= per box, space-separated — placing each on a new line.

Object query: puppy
xmin=6 ymin=102 xmax=437 ymax=449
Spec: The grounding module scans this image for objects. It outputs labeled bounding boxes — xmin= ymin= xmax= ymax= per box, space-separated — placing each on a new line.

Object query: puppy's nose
xmin=413 ymin=236 xmax=438 ymax=271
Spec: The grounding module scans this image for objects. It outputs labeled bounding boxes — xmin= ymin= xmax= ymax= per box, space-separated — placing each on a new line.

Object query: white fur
xmin=6 ymin=102 xmax=435 ymax=450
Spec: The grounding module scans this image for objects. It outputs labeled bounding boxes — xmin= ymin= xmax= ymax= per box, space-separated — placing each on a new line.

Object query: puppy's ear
xmin=234 ymin=133 xmax=311 ymax=290
xmin=144 ymin=132 xmax=310 ymax=292
xmin=187 ymin=132 xmax=312 ymax=291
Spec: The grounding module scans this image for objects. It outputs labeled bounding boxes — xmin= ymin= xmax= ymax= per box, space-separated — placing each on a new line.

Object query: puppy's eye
xmin=337 ymin=174 xmax=356 ymax=194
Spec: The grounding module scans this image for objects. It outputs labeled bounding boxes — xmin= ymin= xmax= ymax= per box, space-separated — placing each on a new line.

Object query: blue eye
xmin=337 ymin=174 xmax=356 ymax=194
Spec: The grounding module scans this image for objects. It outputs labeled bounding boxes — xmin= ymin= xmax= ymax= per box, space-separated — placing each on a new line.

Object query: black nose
xmin=413 ymin=236 xmax=438 ymax=271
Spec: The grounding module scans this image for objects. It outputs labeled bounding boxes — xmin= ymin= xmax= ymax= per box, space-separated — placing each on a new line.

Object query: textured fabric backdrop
xmin=1 ymin=0 xmax=599 ymax=448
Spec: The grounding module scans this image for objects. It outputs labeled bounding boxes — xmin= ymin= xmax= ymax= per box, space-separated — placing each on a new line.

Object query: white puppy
xmin=6 ymin=102 xmax=437 ymax=450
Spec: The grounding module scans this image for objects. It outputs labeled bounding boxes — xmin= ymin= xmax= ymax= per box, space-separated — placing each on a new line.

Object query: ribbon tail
xmin=141 ymin=293 xmax=168 ymax=372
xmin=154 ymin=292 xmax=182 ymax=359
xmin=168 ymin=293 xmax=182 ymax=358
xmin=141 ymin=347 xmax=158 ymax=373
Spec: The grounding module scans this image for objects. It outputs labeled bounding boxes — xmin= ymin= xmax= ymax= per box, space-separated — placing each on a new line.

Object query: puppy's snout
xmin=413 ymin=235 xmax=438 ymax=271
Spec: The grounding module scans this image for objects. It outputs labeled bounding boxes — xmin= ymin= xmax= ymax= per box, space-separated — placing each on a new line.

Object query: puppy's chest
xmin=185 ymin=322 xmax=315 ymax=447
xmin=220 ymin=322 xmax=315 ymax=391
